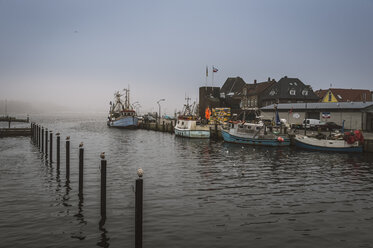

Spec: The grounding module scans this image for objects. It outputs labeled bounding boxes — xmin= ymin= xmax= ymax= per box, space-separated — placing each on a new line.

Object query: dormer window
xmin=302 ymin=89 xmax=308 ymax=96
xmin=289 ymin=89 xmax=296 ymax=95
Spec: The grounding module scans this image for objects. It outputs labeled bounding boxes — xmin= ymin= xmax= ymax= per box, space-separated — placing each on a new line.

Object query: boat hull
xmin=221 ymin=130 xmax=290 ymax=146
xmin=107 ymin=116 xmax=138 ymax=128
xmin=293 ymin=135 xmax=363 ymax=153
xmin=174 ymin=128 xmax=210 ymax=139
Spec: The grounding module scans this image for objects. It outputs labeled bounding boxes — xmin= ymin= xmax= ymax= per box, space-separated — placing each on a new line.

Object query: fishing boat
xmin=107 ymin=88 xmax=138 ymax=128
xmin=174 ymin=97 xmax=210 ymax=138
xmin=221 ymin=121 xmax=290 ymax=146
xmin=293 ymin=130 xmax=363 ymax=152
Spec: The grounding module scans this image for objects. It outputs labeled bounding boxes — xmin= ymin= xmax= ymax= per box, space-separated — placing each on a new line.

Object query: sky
xmin=0 ymin=0 xmax=372 ymax=114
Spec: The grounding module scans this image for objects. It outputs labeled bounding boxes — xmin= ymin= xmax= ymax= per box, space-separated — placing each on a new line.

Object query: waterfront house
xmin=260 ymin=76 xmax=319 ymax=107
xmin=199 ymin=86 xmax=221 ymax=119
xmin=315 ymin=88 xmax=372 ymax=103
xmin=245 ymin=78 xmax=276 ymax=120
xmin=219 ymin=77 xmax=247 ymax=115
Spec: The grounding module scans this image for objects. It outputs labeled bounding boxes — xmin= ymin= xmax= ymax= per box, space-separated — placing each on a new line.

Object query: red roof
xmin=315 ymin=88 xmax=372 ymax=102
xmin=247 ymin=80 xmax=276 ymax=95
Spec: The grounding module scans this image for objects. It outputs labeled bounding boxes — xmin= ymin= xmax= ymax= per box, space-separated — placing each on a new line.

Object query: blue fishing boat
xmin=221 ymin=122 xmax=290 ymax=146
xmin=107 ymin=89 xmax=138 ymax=128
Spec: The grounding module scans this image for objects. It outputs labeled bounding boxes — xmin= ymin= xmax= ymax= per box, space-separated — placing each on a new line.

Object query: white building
xmin=260 ymin=102 xmax=373 ymax=131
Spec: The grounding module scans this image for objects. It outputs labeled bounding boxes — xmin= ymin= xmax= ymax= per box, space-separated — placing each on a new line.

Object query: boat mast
xmin=127 ymin=85 xmax=130 ymax=109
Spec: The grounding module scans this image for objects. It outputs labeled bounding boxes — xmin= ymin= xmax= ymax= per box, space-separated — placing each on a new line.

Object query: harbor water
xmin=1 ymin=113 xmax=373 ymax=248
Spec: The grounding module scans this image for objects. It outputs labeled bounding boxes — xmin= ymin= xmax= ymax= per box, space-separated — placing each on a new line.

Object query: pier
xmin=0 ymin=116 xmax=29 ymax=128
xmin=137 ymin=119 xmax=223 ymax=139
xmin=0 ymin=127 xmax=31 ymax=137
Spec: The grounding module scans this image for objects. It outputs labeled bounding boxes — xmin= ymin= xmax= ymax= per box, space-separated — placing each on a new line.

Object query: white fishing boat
xmin=174 ymin=97 xmax=210 ymax=139
xmin=293 ymin=131 xmax=363 ymax=152
xmin=107 ymin=88 xmax=138 ymax=128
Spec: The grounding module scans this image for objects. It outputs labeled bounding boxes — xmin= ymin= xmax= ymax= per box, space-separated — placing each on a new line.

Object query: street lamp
xmin=157 ymin=99 xmax=165 ymax=123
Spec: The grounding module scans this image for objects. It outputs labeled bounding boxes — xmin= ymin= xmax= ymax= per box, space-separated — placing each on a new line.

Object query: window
xmin=302 ymin=89 xmax=308 ymax=96
xmin=328 ymin=92 xmax=332 ymax=102
xmin=289 ymin=89 xmax=296 ymax=95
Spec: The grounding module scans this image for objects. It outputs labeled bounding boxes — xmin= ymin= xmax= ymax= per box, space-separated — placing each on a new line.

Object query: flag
xmin=206 ymin=66 xmax=208 ymax=77
xmin=213 ymin=66 xmax=218 ymax=73
xmin=275 ymin=109 xmax=281 ymax=125
xmin=205 ymin=107 xmax=211 ymax=120
xmin=322 ymin=112 xmax=331 ymax=118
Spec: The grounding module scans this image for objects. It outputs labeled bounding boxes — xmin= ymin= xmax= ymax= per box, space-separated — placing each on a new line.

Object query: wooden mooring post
xmin=100 ymin=153 xmax=107 ymax=218
xmin=215 ymin=123 xmax=218 ymax=140
xmin=33 ymin=123 xmax=36 ymax=142
xmin=37 ymin=125 xmax=40 ymax=149
xmin=56 ymin=133 xmax=60 ymax=170
xmin=41 ymin=127 xmax=44 ymax=153
xmin=30 ymin=123 xmax=33 ymax=140
xmin=49 ymin=131 xmax=53 ymax=163
xmin=45 ymin=128 xmax=48 ymax=157
xmin=135 ymin=168 xmax=144 ymax=248
xmin=78 ymin=142 xmax=84 ymax=197
xmin=66 ymin=136 xmax=70 ymax=181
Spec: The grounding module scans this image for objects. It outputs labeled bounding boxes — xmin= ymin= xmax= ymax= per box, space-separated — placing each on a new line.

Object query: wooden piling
xmin=41 ymin=127 xmax=44 ymax=153
xmin=56 ymin=133 xmax=60 ymax=170
xmin=31 ymin=123 xmax=33 ymax=141
xmin=135 ymin=168 xmax=144 ymax=248
xmin=66 ymin=136 xmax=70 ymax=181
xmin=45 ymin=128 xmax=48 ymax=157
xmin=78 ymin=142 xmax=84 ymax=197
xmin=215 ymin=123 xmax=218 ymax=140
xmin=162 ymin=121 xmax=165 ymax=132
xmin=49 ymin=131 xmax=53 ymax=163
xmin=33 ymin=123 xmax=36 ymax=143
xmin=36 ymin=125 xmax=39 ymax=147
xmin=100 ymin=153 xmax=106 ymax=218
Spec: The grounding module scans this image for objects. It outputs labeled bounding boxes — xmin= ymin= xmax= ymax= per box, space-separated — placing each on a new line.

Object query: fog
xmin=1 ymin=1 xmax=372 ymax=116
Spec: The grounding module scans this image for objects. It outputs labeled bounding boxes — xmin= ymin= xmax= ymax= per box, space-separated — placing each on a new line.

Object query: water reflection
xmin=97 ymin=217 xmax=110 ymax=248
xmin=62 ymin=181 xmax=72 ymax=208
xmin=3 ymin=115 xmax=373 ymax=248
xmin=71 ymin=195 xmax=87 ymax=240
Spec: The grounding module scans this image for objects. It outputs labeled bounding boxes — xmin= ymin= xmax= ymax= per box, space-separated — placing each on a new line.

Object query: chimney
xmin=254 ymin=79 xmax=257 ymax=84
xmin=284 ymin=76 xmax=288 ymax=79
xmin=268 ymin=77 xmax=270 ymax=82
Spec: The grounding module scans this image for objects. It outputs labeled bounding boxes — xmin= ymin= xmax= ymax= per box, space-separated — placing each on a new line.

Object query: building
xmin=260 ymin=76 xmax=319 ymax=107
xmin=315 ymin=88 xmax=372 ymax=103
xmin=260 ymin=102 xmax=373 ymax=131
xmin=219 ymin=77 xmax=247 ymax=115
xmin=199 ymin=86 xmax=221 ymax=118
xmin=245 ymin=78 xmax=276 ymax=120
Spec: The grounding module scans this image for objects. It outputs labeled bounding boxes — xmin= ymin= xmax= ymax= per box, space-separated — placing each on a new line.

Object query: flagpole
xmin=205 ymin=66 xmax=208 ymax=88
xmin=212 ymin=65 xmax=214 ymax=87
